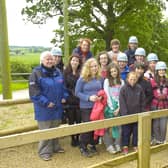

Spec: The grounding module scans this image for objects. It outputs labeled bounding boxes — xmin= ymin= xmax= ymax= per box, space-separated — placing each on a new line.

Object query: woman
xmin=72 ymin=38 xmax=93 ymax=63
xmin=97 ymin=51 xmax=111 ymax=78
xmin=29 ymin=51 xmax=68 ymax=161
xmin=75 ymin=58 xmax=103 ymax=157
xmin=63 ymin=54 xmax=82 ymax=147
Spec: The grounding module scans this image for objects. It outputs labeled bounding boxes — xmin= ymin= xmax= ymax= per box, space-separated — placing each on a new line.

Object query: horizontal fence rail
xmin=0 ymin=98 xmax=168 ymax=168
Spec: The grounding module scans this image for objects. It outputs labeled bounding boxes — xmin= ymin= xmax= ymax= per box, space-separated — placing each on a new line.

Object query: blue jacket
xmin=29 ymin=65 xmax=68 ymax=121
xmin=72 ymin=47 xmax=93 ymax=60
xmin=124 ymin=49 xmax=136 ymax=66
xmin=75 ymin=77 xmax=103 ymax=109
xmin=120 ymin=66 xmax=130 ymax=81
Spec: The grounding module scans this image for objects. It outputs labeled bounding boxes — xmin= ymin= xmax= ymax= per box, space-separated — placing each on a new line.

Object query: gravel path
xmin=0 ymin=136 xmax=168 ymax=168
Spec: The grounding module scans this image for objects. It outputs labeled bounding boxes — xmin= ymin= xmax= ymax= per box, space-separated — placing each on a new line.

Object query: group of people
xmin=29 ymin=36 xmax=168 ymax=161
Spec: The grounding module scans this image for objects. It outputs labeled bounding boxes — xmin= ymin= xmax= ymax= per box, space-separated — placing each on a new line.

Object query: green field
xmin=10 ymin=53 xmax=40 ymax=64
xmin=0 ymin=53 xmax=40 ymax=94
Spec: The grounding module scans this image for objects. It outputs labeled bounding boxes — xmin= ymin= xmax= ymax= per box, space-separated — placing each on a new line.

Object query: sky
xmin=5 ymin=0 xmax=168 ymax=47
xmin=6 ymin=0 xmax=58 ymax=47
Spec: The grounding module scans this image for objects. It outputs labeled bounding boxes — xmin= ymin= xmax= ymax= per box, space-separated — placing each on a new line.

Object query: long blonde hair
xmin=81 ymin=58 xmax=101 ymax=82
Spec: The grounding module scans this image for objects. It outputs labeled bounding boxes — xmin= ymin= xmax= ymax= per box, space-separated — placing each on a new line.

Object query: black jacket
xmin=119 ymin=82 xmax=145 ymax=116
xmin=63 ymin=71 xmax=80 ymax=107
xmin=137 ymin=76 xmax=153 ymax=108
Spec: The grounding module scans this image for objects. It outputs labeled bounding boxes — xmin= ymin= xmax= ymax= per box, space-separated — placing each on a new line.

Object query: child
xmin=135 ymin=63 xmax=153 ymax=110
xmin=150 ymin=61 xmax=168 ymax=144
xmin=119 ymin=72 xmax=145 ymax=154
xmin=103 ymin=63 xmax=124 ymax=154
xmin=144 ymin=53 xmax=159 ymax=80
xmin=124 ymin=36 xmax=138 ymax=67
xmin=97 ymin=51 xmax=111 ymax=78
xmin=108 ymin=39 xmax=122 ymax=63
xmin=129 ymin=47 xmax=147 ymax=71
xmin=117 ymin=53 xmax=130 ymax=81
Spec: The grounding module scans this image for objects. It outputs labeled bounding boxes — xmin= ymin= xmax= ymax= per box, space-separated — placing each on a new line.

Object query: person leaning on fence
xmin=149 ymin=61 xmax=168 ymax=145
xmin=63 ymin=54 xmax=82 ymax=147
xmin=29 ymin=51 xmax=68 ymax=161
xmin=103 ymin=63 xmax=124 ymax=154
xmin=119 ymin=71 xmax=145 ymax=154
xmin=75 ymin=58 xmax=103 ymax=157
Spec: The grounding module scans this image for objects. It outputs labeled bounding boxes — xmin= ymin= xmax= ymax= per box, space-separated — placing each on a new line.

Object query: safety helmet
xmin=147 ymin=53 xmax=159 ymax=62
xmin=135 ymin=48 xmax=146 ymax=56
xmin=117 ymin=53 xmax=128 ymax=62
xmin=155 ymin=61 xmax=167 ymax=70
xmin=128 ymin=36 xmax=138 ymax=43
xmin=51 ymin=47 xmax=62 ymax=56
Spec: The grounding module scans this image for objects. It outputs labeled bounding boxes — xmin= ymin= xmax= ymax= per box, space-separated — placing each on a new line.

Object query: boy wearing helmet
xmin=144 ymin=53 xmax=159 ymax=80
xmin=150 ymin=61 xmax=168 ymax=145
xmin=124 ymin=36 xmax=138 ymax=67
xmin=117 ymin=53 xmax=130 ymax=81
xmin=129 ymin=47 xmax=147 ymax=71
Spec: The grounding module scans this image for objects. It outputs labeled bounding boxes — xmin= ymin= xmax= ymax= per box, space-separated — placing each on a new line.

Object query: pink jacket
xmin=150 ymin=78 xmax=168 ymax=109
xmin=90 ymin=90 xmax=107 ymax=139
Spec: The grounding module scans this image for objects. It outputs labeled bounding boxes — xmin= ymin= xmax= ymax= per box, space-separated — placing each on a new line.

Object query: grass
xmin=10 ymin=53 xmax=40 ymax=65
xmin=0 ymin=82 xmax=28 ymax=94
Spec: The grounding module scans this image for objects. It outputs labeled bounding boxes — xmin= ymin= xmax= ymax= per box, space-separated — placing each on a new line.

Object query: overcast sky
xmin=6 ymin=0 xmax=58 ymax=47
xmin=6 ymin=0 xmax=168 ymax=47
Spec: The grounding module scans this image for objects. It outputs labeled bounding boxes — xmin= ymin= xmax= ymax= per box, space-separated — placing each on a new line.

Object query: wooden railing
xmin=0 ymin=99 xmax=168 ymax=168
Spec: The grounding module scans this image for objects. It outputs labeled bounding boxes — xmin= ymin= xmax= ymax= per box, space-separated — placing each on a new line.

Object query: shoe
xmin=155 ymin=140 xmax=161 ymax=145
xmin=88 ymin=145 xmax=98 ymax=155
xmin=151 ymin=139 xmax=156 ymax=146
xmin=106 ymin=145 xmax=117 ymax=154
xmin=133 ymin=146 xmax=138 ymax=152
xmin=122 ymin=146 xmax=128 ymax=155
xmin=115 ymin=145 xmax=121 ymax=153
xmin=54 ymin=147 xmax=65 ymax=153
xmin=71 ymin=139 xmax=78 ymax=147
xmin=80 ymin=148 xmax=93 ymax=157
xmin=40 ymin=154 xmax=51 ymax=161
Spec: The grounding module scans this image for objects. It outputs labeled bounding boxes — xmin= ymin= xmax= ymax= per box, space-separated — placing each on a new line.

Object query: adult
xmin=63 ymin=54 xmax=82 ymax=147
xmin=97 ymin=51 xmax=111 ymax=78
xmin=29 ymin=51 xmax=68 ymax=161
xmin=72 ymin=38 xmax=93 ymax=63
xmin=75 ymin=58 xmax=103 ymax=157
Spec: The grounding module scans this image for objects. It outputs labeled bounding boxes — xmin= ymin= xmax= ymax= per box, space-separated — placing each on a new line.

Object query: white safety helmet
xmin=51 ymin=47 xmax=62 ymax=56
xmin=135 ymin=48 xmax=146 ymax=56
xmin=147 ymin=53 xmax=159 ymax=62
xmin=155 ymin=61 xmax=167 ymax=70
xmin=117 ymin=53 xmax=128 ymax=62
xmin=128 ymin=36 xmax=138 ymax=43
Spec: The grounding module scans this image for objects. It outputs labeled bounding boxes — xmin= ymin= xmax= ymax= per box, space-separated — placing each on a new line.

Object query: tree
xmin=22 ymin=0 xmax=167 ymax=55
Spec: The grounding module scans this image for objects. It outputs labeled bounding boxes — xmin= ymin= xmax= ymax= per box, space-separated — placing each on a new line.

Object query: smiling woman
xmin=6 ymin=0 xmax=58 ymax=47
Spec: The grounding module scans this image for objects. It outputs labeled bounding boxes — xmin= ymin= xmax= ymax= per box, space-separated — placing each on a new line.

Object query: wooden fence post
xmin=138 ymin=112 xmax=151 ymax=168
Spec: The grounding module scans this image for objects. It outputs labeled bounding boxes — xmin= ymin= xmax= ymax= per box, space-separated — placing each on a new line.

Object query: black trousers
xmin=80 ymin=108 xmax=95 ymax=149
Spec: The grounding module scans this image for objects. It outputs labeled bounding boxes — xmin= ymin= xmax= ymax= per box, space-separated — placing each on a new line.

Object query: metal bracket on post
xmin=138 ymin=112 xmax=151 ymax=168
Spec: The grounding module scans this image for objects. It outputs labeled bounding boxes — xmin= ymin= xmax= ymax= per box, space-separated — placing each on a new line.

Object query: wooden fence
xmin=0 ymin=99 xmax=168 ymax=168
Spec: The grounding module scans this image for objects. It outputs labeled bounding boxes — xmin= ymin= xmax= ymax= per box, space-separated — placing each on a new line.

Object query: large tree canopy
xmin=22 ymin=0 xmax=168 ymax=59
